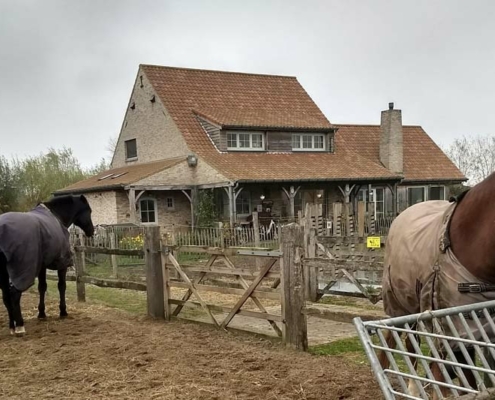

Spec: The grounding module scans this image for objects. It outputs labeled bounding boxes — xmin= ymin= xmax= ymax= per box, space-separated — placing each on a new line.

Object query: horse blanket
xmin=0 ymin=204 xmax=73 ymax=292
xmin=382 ymin=199 xmax=495 ymax=348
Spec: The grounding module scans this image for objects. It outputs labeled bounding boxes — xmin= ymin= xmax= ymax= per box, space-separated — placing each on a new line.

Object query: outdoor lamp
xmin=260 ymin=195 xmax=265 ymax=200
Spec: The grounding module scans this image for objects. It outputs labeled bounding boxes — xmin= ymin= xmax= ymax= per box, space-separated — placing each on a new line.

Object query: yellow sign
xmin=367 ymin=236 xmax=381 ymax=248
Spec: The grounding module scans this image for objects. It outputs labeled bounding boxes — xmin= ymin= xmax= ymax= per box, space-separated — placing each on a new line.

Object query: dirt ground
xmin=0 ymin=291 xmax=384 ymax=400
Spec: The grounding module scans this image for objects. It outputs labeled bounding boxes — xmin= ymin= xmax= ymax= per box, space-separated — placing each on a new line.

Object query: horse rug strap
xmin=0 ymin=205 xmax=73 ymax=292
xmin=382 ymin=199 xmax=495 ymax=349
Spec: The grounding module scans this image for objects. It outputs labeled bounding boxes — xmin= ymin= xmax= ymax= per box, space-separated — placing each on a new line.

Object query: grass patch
xmin=310 ymin=336 xmax=364 ymax=356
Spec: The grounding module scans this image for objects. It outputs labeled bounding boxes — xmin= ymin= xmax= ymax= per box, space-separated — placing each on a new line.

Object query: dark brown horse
xmin=0 ymin=195 xmax=94 ymax=336
xmin=377 ymin=174 xmax=495 ymax=399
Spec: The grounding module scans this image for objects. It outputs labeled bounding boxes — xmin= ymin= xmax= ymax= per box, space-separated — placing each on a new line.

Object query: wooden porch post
xmin=282 ymin=185 xmax=301 ymax=222
xmin=338 ymin=184 xmax=355 ymax=235
xmin=128 ymin=187 xmax=145 ymax=224
xmin=129 ymin=187 xmax=136 ymax=223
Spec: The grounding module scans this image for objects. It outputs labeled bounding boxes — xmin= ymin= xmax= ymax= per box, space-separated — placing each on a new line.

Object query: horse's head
xmin=44 ymin=194 xmax=95 ymax=237
xmin=72 ymin=195 xmax=95 ymax=237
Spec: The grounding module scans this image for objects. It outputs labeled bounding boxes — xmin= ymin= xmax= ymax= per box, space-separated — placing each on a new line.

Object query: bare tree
xmin=106 ymin=135 xmax=118 ymax=159
xmin=443 ymin=133 xmax=495 ymax=186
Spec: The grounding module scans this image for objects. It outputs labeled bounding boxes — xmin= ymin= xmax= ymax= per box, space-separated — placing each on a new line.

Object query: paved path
xmin=185 ymin=302 xmax=386 ymax=346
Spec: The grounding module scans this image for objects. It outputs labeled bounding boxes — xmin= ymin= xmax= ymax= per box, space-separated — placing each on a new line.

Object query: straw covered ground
xmin=0 ymin=286 xmax=383 ymax=400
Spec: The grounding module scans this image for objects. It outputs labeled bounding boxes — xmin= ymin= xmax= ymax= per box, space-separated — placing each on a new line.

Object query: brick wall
xmin=115 ymin=189 xmax=191 ymax=230
xmin=111 ymin=68 xmax=190 ymax=168
xmin=379 ymin=104 xmax=404 ymax=175
xmin=85 ymin=191 xmax=118 ymax=225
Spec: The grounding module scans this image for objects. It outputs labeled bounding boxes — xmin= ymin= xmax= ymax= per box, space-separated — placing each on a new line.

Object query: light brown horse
xmin=377 ymin=173 xmax=495 ymax=399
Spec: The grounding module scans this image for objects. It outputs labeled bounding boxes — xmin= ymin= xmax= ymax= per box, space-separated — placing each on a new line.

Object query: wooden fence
xmin=65 ymin=224 xmax=308 ymax=350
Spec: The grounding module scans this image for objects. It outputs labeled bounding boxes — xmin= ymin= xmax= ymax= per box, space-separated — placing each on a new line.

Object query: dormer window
xmin=125 ymin=139 xmax=137 ymax=160
xmin=292 ymin=133 xmax=325 ymax=151
xmin=227 ymin=131 xmax=264 ymax=151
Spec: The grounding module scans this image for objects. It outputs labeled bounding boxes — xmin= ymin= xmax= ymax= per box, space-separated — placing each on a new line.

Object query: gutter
xmin=233 ymin=176 xmax=403 ymax=184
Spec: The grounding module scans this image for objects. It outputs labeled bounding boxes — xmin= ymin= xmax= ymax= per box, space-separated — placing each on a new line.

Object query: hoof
xmin=10 ymin=328 xmax=15 ymax=336
xmin=14 ymin=326 xmax=26 ymax=336
xmin=38 ymin=314 xmax=47 ymax=320
xmin=59 ymin=313 xmax=68 ymax=319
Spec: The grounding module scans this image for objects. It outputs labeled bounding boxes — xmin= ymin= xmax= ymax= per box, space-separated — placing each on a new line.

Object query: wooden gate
xmin=162 ymin=246 xmax=283 ymax=337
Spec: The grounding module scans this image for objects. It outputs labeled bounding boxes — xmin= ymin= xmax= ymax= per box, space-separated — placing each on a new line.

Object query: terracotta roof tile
xmin=142 ymin=65 xmax=399 ymax=182
xmin=335 ymin=124 xmax=466 ymax=182
xmin=56 ymin=158 xmax=185 ymax=193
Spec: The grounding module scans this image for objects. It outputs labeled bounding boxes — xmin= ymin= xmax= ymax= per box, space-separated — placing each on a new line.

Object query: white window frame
xmin=292 ymin=133 xmax=325 ymax=151
xmin=165 ymin=196 xmax=175 ymax=211
xmin=358 ymin=187 xmax=386 ymax=216
xmin=407 ymin=186 xmax=427 ymax=207
xmin=235 ymin=191 xmax=251 ymax=217
xmin=139 ymin=197 xmax=158 ymax=225
xmin=226 ymin=131 xmax=265 ymax=151
xmin=428 ymin=185 xmax=446 ymax=201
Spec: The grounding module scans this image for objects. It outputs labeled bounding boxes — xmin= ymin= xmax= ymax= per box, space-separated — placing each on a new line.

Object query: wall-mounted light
xmin=260 ymin=194 xmax=265 ymax=201
xmin=187 ymin=154 xmax=197 ymax=167
xmin=317 ymin=193 xmax=322 ymax=199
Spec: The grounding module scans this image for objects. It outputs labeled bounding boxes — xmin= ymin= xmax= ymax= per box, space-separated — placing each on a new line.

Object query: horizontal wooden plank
xmin=178 ymin=264 xmax=280 ymax=279
xmin=74 ymin=246 xmax=145 ymax=256
xmin=169 ymin=299 xmax=282 ymax=322
xmin=305 ymin=258 xmax=383 ymax=272
xmin=318 ymin=236 xmax=388 ymax=245
xmin=170 ymin=246 xmax=235 ymax=255
xmin=170 ymin=281 xmax=280 ymax=300
xmin=47 ymin=274 xmax=147 ymax=291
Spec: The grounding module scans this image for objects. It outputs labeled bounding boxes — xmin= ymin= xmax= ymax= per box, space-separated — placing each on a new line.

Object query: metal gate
xmin=353 ymin=300 xmax=495 ymax=399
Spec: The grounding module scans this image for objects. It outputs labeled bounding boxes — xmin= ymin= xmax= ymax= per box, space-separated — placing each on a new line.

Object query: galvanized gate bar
xmin=354 ymin=298 xmax=495 ymax=399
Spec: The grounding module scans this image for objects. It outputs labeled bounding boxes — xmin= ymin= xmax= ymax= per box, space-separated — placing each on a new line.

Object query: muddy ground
xmin=0 ymin=289 xmax=384 ymax=400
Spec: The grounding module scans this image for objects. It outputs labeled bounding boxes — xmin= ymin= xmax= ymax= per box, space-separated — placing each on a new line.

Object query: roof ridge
xmin=334 ymin=123 xmax=423 ymax=128
xmin=140 ymin=64 xmax=297 ymax=79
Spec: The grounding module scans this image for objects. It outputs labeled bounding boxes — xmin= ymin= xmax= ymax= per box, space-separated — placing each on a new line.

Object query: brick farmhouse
xmin=56 ymin=64 xmax=466 ymax=232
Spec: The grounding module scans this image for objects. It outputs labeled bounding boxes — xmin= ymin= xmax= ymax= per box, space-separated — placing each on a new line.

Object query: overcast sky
xmin=1 ymin=0 xmax=494 ymax=168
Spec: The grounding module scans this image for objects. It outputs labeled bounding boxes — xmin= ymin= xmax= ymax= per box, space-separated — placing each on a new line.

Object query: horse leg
xmin=405 ymin=332 xmax=422 ymax=397
xmin=9 ymin=285 xmax=25 ymax=336
xmin=448 ymin=348 xmax=477 ymax=390
xmin=57 ymin=268 xmax=68 ymax=318
xmin=0 ymin=256 xmax=15 ymax=335
xmin=37 ymin=267 xmax=47 ymax=319
xmin=378 ymin=329 xmax=398 ymax=370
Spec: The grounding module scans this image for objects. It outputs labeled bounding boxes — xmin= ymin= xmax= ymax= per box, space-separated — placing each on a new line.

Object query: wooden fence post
xmin=145 ymin=226 xmax=165 ymax=319
xmin=110 ymin=232 xmax=118 ymax=278
xmin=160 ymin=243 xmax=171 ymax=321
xmin=357 ymin=201 xmax=365 ymax=237
xmin=308 ymin=228 xmax=318 ymax=302
xmin=281 ymin=223 xmax=308 ymax=351
xmin=75 ymin=232 xmax=86 ymax=302
xmin=252 ymin=211 xmax=262 ymax=267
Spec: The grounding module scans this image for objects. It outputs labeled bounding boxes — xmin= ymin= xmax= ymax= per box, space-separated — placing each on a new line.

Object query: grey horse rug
xmin=0 ymin=204 xmax=73 ymax=292
xmin=382 ymin=199 xmax=495 ymax=348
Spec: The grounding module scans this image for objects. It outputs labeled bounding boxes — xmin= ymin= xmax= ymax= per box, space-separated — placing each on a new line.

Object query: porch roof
xmin=55 ymin=157 xmax=185 ymax=194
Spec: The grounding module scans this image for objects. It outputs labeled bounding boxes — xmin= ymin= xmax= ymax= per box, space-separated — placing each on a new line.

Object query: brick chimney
xmin=379 ymin=102 xmax=403 ymax=175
